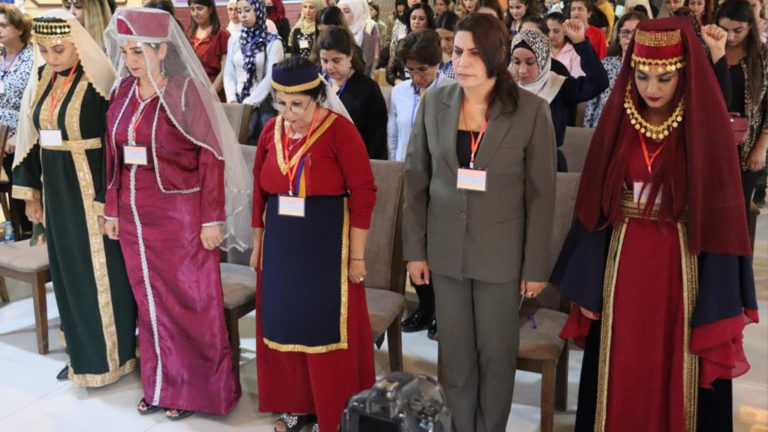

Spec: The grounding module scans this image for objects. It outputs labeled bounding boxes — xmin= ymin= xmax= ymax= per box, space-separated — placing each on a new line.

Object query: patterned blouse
xmin=0 ymin=45 xmax=34 ymax=137
xmin=290 ymin=28 xmax=315 ymax=59
xmin=583 ymin=55 xmax=622 ymax=129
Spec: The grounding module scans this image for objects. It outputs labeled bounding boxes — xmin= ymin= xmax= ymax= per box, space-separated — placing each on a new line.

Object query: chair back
xmin=365 ymin=160 xmax=405 ymax=295
xmin=561 ymin=127 xmax=594 ymax=173
xmin=221 ymin=103 xmax=254 ymax=145
xmin=528 ymin=172 xmax=582 ymax=311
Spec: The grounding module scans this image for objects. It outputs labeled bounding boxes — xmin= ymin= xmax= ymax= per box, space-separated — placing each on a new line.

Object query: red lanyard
xmin=281 ymin=108 xmax=321 ymax=195
xmin=47 ymin=61 xmax=79 ymax=128
xmin=461 ymin=98 xmax=488 ymax=169
xmin=638 ymin=131 xmax=667 ymax=174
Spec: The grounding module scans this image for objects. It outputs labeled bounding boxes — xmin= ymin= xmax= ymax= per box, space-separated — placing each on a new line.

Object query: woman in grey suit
xmin=403 ymin=13 xmax=556 ymax=432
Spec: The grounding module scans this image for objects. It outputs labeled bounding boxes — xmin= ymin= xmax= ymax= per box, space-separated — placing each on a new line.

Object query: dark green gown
xmin=12 ymin=64 xmax=137 ymax=387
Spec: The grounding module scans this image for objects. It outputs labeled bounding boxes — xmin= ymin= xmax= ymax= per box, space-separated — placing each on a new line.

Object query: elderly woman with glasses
xmin=250 ymin=56 xmax=377 ymax=432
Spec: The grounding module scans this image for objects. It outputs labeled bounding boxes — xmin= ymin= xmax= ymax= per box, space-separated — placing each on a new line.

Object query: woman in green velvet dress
xmin=12 ymin=10 xmax=136 ymax=387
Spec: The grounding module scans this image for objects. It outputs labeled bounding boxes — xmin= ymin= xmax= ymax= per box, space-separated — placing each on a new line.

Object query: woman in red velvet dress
xmin=250 ymin=56 xmax=376 ymax=432
xmin=552 ymin=18 xmax=759 ymax=432
xmin=102 ymin=8 xmax=252 ymax=420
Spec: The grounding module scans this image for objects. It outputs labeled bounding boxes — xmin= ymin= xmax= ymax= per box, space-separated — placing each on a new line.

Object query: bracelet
xmin=350 ymin=257 xmax=365 ymax=261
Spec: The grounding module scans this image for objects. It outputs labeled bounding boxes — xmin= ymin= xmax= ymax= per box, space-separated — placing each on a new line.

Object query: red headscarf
xmin=267 ymin=0 xmax=286 ymax=22
xmin=574 ymin=17 xmax=751 ymax=257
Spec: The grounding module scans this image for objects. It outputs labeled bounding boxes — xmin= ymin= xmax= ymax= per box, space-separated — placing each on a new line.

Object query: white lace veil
xmin=104 ymin=8 xmax=253 ymax=251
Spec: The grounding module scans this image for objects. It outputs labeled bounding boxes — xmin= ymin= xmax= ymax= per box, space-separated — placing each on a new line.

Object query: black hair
xmin=396 ymin=28 xmax=443 ymax=65
xmin=407 ymin=3 xmax=437 ymax=31
xmin=317 ymin=25 xmax=367 ymax=73
xmin=144 ymin=0 xmax=184 ymax=30
xmin=521 ymin=15 xmax=547 ymax=33
xmin=435 ymin=10 xmax=459 ymax=30
xmin=317 ymin=6 xmax=346 ymax=27
xmin=505 ymin=0 xmax=542 ymax=30
xmin=478 ymin=0 xmax=505 ymax=20
xmin=186 ymin=0 xmax=222 ymax=37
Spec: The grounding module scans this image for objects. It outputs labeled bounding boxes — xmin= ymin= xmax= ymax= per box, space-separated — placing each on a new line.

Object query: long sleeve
xmin=251 ymin=128 xmax=271 ymax=228
xmin=387 ymin=90 xmax=399 ymax=161
xmin=243 ymin=40 xmax=284 ymax=106
xmin=223 ymin=35 xmax=239 ymax=103
xmin=361 ymin=32 xmax=376 ymax=77
xmin=559 ymin=41 xmax=609 ymax=105
xmin=402 ymin=95 xmax=431 ymax=262
xmin=363 ymin=82 xmax=389 ymax=160
xmin=332 ymin=120 xmax=377 ymax=229
xmin=11 ymin=144 xmax=42 ymax=201
xmin=711 ymin=56 xmax=731 ymax=108
xmin=104 ymin=127 xmax=121 ymax=219
xmin=521 ymin=99 xmax=557 ymax=282
xmin=199 ymin=148 xmax=226 ymax=225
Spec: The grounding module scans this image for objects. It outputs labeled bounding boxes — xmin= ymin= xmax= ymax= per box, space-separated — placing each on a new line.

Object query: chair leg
xmin=225 ymin=309 xmax=241 ymax=381
xmin=437 ymin=342 xmax=446 ymax=385
xmin=0 ymin=276 xmax=9 ymax=304
xmin=555 ymin=347 xmax=569 ymax=411
xmin=386 ymin=319 xmax=403 ymax=372
xmin=540 ymin=360 xmax=556 ymax=432
xmin=32 ymin=272 xmax=48 ymax=354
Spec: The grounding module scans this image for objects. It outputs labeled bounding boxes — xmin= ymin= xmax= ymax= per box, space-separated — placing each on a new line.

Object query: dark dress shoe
xmin=402 ymin=308 xmax=432 ymax=333
xmin=427 ymin=317 xmax=438 ymax=341
xmin=56 ymin=364 xmax=69 ymax=381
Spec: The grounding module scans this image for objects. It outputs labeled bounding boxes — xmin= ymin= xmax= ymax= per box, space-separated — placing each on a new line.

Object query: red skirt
xmin=256 ymin=278 xmax=376 ymax=432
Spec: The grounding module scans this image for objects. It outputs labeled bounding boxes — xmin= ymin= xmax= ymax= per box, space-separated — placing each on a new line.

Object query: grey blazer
xmin=402 ymin=82 xmax=557 ymax=283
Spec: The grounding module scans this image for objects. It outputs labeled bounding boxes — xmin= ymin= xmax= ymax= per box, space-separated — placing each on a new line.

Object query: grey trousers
xmin=432 ymin=272 xmax=521 ymax=432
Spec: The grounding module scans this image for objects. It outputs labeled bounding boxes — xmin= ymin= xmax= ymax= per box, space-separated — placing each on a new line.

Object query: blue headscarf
xmin=238 ymin=0 xmax=279 ymax=102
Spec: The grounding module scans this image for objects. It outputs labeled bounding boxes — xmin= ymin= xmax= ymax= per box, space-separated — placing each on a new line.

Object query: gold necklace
xmin=623 ymin=83 xmax=685 ymax=141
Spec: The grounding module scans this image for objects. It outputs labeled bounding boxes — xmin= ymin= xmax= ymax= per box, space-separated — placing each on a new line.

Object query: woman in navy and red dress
xmin=552 ymin=17 xmax=759 ymax=432
xmin=250 ymin=56 xmax=376 ymax=432
xmin=102 ymin=8 xmax=252 ymax=420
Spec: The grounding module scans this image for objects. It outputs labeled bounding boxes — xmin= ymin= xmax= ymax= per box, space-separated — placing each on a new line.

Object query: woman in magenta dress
xmin=250 ymin=57 xmax=376 ymax=432
xmin=552 ymin=18 xmax=758 ymax=431
xmin=102 ymin=8 xmax=252 ymax=420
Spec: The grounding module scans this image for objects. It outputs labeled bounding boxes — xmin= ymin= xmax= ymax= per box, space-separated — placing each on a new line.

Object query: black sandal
xmin=274 ymin=413 xmax=317 ymax=432
xmin=165 ymin=408 xmax=194 ymax=421
xmin=136 ymin=398 xmax=161 ymax=415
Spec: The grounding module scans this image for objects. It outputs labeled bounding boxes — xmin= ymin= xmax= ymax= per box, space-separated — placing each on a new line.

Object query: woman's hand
xmin=25 ymin=200 xmax=43 ymax=224
xmin=249 ymin=228 xmax=264 ymax=270
xmin=520 ymin=280 xmax=547 ymax=299
xmin=349 ymin=259 xmax=367 ymax=284
xmin=5 ymin=135 xmax=16 ymax=154
xmin=746 ymin=137 xmax=768 ymax=172
xmin=104 ymin=219 xmax=120 ymax=240
xmin=200 ymin=225 xmax=224 ymax=250
xmin=580 ymin=306 xmax=600 ymax=320
xmin=701 ymin=24 xmax=727 ymax=63
xmin=407 ymin=261 xmax=430 ymax=285
xmin=563 ymin=19 xmax=586 ymax=44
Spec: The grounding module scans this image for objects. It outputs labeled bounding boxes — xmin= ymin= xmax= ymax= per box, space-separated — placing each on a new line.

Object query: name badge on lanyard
xmin=457 ymin=168 xmax=487 ymax=191
xmin=124 ymin=145 xmax=148 ymax=165
xmin=299 ymin=39 xmax=310 ymax=49
xmin=278 ymin=195 xmax=306 ymax=217
xmin=633 ymin=181 xmax=662 ymax=206
xmin=39 ymin=129 xmax=63 ymax=148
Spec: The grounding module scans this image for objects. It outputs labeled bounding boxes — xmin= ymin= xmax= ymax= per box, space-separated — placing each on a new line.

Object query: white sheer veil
xmin=104 ymin=8 xmax=253 ymax=251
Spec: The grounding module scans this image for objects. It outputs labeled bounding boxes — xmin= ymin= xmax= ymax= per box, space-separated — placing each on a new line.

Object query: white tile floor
xmin=1 ymin=215 xmax=766 ymax=432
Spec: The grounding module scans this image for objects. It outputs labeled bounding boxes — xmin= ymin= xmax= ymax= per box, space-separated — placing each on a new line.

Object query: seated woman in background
xmin=289 ymin=0 xmax=323 ymax=59
xmin=386 ymin=3 xmax=435 ymax=85
xmin=547 ymin=12 xmax=585 ymax=77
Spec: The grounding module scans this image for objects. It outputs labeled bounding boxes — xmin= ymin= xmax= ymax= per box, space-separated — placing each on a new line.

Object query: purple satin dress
xmin=105 ymin=76 xmax=241 ymax=415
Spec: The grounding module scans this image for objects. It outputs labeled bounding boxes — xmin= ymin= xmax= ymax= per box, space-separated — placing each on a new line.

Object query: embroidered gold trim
xmin=631 ymin=55 xmax=686 ymax=73
xmin=274 ymin=112 xmax=338 ymax=175
xmin=270 ymin=77 xmax=323 ymax=93
xmin=678 ymin=224 xmax=699 ymax=432
xmin=624 ymin=83 xmax=685 ymax=141
xmin=70 ymin=358 xmax=136 ymax=388
xmin=39 ymin=138 xmax=102 ymax=152
xmin=67 ymin=78 xmax=88 ymax=140
xmin=93 ymin=201 xmax=105 ymax=216
xmin=635 ymin=29 xmax=681 ymax=47
xmin=11 ymin=185 xmax=41 ymax=201
xmin=32 ymin=21 xmax=72 ymax=38
xmin=594 ymin=219 xmax=627 ymax=432
xmin=263 ymin=198 xmax=350 ymax=353
xmin=70 ymin=149 xmax=123 ymax=384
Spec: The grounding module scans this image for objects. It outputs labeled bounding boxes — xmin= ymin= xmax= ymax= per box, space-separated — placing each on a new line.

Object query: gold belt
xmin=41 ymin=137 xmax=101 ymax=152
